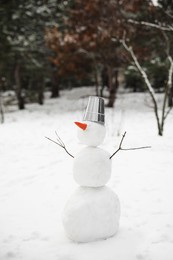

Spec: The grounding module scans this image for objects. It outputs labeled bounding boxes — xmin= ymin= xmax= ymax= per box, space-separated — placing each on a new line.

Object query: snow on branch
xmin=128 ymin=19 xmax=173 ymax=32
xmin=120 ymin=34 xmax=173 ymax=135
xmin=45 ymin=132 xmax=74 ymax=158
xmin=120 ymin=38 xmax=163 ymax=134
xmin=120 ymin=39 xmax=156 ymax=98
xmin=110 ymin=132 xmax=151 ymax=159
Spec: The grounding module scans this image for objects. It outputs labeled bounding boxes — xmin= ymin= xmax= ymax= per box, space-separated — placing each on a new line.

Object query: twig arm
xmin=110 ymin=132 xmax=126 ymax=159
xmin=119 ymin=131 xmax=126 ymax=148
xmin=110 ymin=132 xmax=151 ymax=159
xmin=121 ymin=146 xmax=151 ymax=151
xmin=45 ymin=133 xmax=74 ymax=158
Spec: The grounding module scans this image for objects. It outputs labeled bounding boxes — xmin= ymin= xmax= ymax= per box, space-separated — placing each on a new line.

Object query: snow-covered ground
xmin=1 ymin=87 xmax=173 ymax=260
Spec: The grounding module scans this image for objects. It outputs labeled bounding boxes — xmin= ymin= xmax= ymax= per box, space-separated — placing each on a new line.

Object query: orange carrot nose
xmin=74 ymin=121 xmax=87 ymax=130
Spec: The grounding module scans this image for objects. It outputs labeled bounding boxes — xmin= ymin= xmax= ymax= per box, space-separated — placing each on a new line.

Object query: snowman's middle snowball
xmin=73 ymin=147 xmax=112 ymax=187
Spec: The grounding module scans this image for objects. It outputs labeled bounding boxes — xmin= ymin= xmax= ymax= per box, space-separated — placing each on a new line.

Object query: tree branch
xmin=110 ymin=132 xmax=151 ymax=159
xmin=164 ymin=106 xmax=172 ymax=120
xmin=120 ymin=38 xmax=163 ymax=135
xmin=128 ymin=19 xmax=173 ymax=32
xmin=0 ymin=90 xmax=4 ymax=124
xmin=160 ymin=31 xmax=173 ymax=128
xmin=45 ymin=131 xmax=74 ymax=158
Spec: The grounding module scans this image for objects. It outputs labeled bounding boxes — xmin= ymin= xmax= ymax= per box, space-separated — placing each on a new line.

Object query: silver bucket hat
xmin=83 ymin=96 xmax=105 ymax=125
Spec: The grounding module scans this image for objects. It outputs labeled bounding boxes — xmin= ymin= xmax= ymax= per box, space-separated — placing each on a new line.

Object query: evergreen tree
xmin=0 ymin=0 xmax=68 ymax=108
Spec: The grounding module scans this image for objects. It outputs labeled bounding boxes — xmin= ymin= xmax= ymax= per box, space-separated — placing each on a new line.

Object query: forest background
xmin=1 ymin=2 xmax=173 ymax=259
xmin=0 ymin=0 xmax=173 ymax=135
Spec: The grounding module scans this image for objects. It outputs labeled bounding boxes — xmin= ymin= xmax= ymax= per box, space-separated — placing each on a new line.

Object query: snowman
xmin=62 ymin=96 xmax=120 ymax=243
xmin=46 ymin=96 xmax=150 ymax=242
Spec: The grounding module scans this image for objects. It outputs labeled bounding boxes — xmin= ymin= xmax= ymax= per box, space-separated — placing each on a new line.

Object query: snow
xmin=73 ymin=147 xmax=111 ymax=187
xmin=76 ymin=121 xmax=106 ymax=146
xmin=1 ymin=87 xmax=173 ymax=259
xmin=62 ymin=186 xmax=120 ymax=243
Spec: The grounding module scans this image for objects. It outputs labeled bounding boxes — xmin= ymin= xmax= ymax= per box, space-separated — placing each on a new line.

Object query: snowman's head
xmin=75 ymin=121 xmax=106 ymax=147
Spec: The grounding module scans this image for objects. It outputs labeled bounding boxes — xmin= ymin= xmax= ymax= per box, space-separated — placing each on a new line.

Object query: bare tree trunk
xmin=100 ymin=83 xmax=104 ymax=97
xmin=160 ymin=55 xmax=173 ymax=133
xmin=168 ymin=86 xmax=173 ymax=107
xmin=168 ymin=58 xmax=173 ymax=107
xmin=100 ymin=66 xmax=108 ymax=97
xmin=37 ymin=77 xmax=44 ymax=105
xmin=161 ymin=32 xmax=173 ymax=109
xmin=107 ymin=66 xmax=119 ymax=107
xmin=0 ymin=90 xmax=4 ymax=123
xmin=14 ymin=62 xmax=25 ymax=110
xmin=92 ymin=60 xmax=100 ymax=96
xmin=51 ymin=68 xmax=60 ymax=98
xmin=94 ymin=67 xmax=99 ymax=96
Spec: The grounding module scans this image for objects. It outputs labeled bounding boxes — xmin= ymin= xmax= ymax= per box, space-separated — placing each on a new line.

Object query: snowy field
xmin=0 ymin=87 xmax=173 ymax=260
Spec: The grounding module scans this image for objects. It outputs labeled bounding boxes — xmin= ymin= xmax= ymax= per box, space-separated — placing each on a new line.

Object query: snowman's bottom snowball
xmin=62 ymin=186 xmax=120 ymax=243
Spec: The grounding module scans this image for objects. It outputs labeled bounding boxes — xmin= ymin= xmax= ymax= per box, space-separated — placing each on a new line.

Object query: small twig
xmin=127 ymin=18 xmax=173 ymax=32
xmin=45 ymin=132 xmax=74 ymax=158
xmin=110 ymin=132 xmax=151 ymax=159
xmin=164 ymin=106 xmax=172 ymax=120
